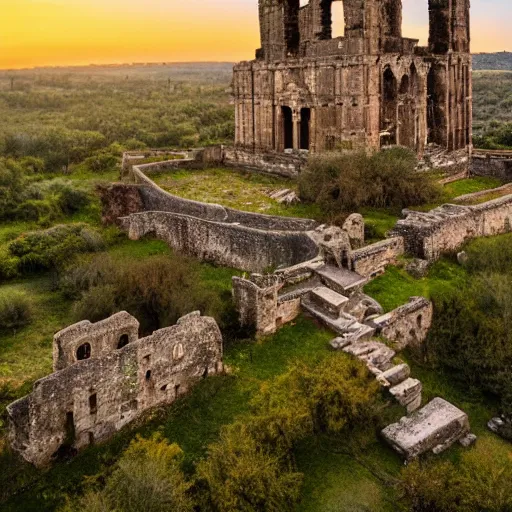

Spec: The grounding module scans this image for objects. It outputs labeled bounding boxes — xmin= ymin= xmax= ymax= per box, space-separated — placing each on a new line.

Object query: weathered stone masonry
xmin=233 ymin=0 xmax=472 ymax=157
xmin=7 ymin=312 xmax=223 ymax=467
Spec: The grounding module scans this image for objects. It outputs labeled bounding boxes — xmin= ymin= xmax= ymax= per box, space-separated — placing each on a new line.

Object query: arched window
xmin=117 ymin=334 xmax=129 ymax=349
xmin=76 ymin=343 xmax=91 ymax=361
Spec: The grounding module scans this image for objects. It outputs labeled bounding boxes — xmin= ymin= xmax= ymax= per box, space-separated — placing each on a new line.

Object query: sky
xmin=0 ymin=0 xmax=510 ymax=69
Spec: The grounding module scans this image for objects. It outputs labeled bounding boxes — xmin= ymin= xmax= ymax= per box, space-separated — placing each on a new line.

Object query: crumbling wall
xmin=351 ymin=237 xmax=405 ymax=277
xmin=471 ymin=152 xmax=512 ymax=182
xmin=121 ymin=211 xmax=320 ymax=272
xmin=370 ymin=297 xmax=433 ymax=350
xmin=8 ymin=312 xmax=223 ymax=468
xmin=53 ymin=312 xmax=140 ymax=372
xmin=391 ymin=196 xmax=512 ymax=261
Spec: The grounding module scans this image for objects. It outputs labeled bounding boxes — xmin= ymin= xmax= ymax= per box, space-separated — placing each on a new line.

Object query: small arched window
xmin=117 ymin=334 xmax=129 ymax=350
xmin=76 ymin=343 xmax=91 ymax=361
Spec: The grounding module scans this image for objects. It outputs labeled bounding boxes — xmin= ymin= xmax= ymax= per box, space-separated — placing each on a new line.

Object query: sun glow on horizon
xmin=0 ymin=0 xmax=510 ymax=70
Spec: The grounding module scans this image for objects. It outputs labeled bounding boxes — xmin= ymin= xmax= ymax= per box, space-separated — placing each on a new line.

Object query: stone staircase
xmin=296 ymin=263 xmax=475 ymax=459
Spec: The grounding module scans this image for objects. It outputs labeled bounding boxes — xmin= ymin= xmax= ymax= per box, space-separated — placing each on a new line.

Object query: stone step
xmin=309 ymin=286 xmax=349 ymax=319
xmin=389 ymin=378 xmax=422 ymax=413
xmin=343 ymin=340 xmax=395 ymax=372
xmin=302 ymin=298 xmax=375 ymax=341
xmin=377 ymin=363 xmax=411 ymax=387
xmin=314 ymin=264 xmax=367 ymax=296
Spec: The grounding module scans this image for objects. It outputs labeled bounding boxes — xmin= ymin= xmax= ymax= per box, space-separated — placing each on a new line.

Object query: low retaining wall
xmin=471 ymin=150 xmax=512 ymax=182
xmin=390 ymin=196 xmax=512 ymax=260
xmin=129 ymin=162 xmax=318 ymax=231
xmin=351 ymin=237 xmax=405 ymax=278
xmin=121 ymin=211 xmax=320 ymax=272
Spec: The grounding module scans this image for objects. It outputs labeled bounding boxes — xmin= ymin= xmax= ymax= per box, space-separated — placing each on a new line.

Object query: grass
xmin=443 ymin=176 xmax=502 ymax=198
xmin=364 ymin=257 xmax=467 ymax=312
xmin=152 ymin=167 xmax=322 ymax=219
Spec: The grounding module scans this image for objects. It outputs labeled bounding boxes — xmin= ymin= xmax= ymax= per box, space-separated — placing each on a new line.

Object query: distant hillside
xmin=473 ymin=52 xmax=512 ymax=71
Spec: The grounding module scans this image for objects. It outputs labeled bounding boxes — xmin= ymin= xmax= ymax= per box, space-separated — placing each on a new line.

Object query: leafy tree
xmin=196 ymin=424 xmax=303 ymax=512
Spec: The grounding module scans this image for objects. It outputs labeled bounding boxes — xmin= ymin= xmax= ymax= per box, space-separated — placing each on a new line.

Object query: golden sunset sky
xmin=0 ymin=0 xmax=510 ymax=69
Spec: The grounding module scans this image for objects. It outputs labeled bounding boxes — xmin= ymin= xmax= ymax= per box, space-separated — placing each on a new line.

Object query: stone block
xmin=382 ymin=398 xmax=471 ymax=460
xmin=389 ymin=378 xmax=422 ymax=412
xmin=377 ymin=363 xmax=411 ymax=387
xmin=309 ymin=286 xmax=349 ymax=318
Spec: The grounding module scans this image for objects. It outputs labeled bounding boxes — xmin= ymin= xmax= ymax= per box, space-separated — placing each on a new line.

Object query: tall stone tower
xmin=232 ymin=0 xmax=472 ymax=156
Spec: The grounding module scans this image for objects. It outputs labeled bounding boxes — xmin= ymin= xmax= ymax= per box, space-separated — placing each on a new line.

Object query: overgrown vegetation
xmin=60 ymin=253 xmax=235 ymax=335
xmin=61 ymin=355 xmax=383 ymax=512
xmin=425 ymin=234 xmax=512 ymax=414
xmin=299 ymin=148 xmax=441 ymax=214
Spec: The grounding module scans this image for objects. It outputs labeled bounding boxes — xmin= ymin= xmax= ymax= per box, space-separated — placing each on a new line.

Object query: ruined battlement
xmin=53 ymin=311 xmax=140 ymax=372
xmin=8 ymin=312 xmax=223 ymax=467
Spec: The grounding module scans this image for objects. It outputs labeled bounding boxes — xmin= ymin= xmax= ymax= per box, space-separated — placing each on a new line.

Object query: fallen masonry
xmin=7 ymin=312 xmax=223 ymax=467
xmin=381 ymin=398 xmax=473 ymax=460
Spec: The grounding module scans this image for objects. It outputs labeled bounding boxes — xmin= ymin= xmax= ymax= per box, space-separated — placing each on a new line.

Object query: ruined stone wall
xmin=129 ymin=161 xmax=317 ymax=231
xmin=121 ymin=211 xmax=319 ymax=272
xmin=351 ymin=237 xmax=405 ymax=278
xmin=391 ymin=196 xmax=512 ymax=261
xmin=7 ymin=312 xmax=223 ymax=467
xmin=370 ymin=297 xmax=433 ymax=350
xmin=471 ymin=151 xmax=512 ymax=182
xmin=53 ymin=312 xmax=140 ymax=372
xmin=223 ymin=146 xmax=306 ymax=178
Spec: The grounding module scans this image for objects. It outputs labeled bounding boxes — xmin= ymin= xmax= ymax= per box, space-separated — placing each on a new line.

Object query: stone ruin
xmin=7 ymin=312 xmax=223 ymax=467
xmin=233 ymin=0 xmax=472 ymax=157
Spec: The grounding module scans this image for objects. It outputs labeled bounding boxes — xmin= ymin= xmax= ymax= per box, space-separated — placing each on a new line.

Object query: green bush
xmin=398 ymin=442 xmax=512 ymax=512
xmin=57 ymin=186 xmax=91 ymax=215
xmin=196 ymin=424 xmax=303 ymax=512
xmin=426 ymin=235 xmax=512 ymax=413
xmin=0 ymin=291 xmax=34 ymax=331
xmin=299 ymin=148 xmax=441 ymax=212
xmin=62 ymin=435 xmax=194 ymax=512
xmin=8 ymin=224 xmax=105 ymax=274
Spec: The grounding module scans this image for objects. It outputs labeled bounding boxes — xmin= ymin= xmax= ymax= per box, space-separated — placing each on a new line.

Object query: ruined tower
xmin=233 ymin=0 xmax=472 ymax=156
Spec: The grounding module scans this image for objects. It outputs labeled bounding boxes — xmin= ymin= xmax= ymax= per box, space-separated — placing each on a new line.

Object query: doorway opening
xmin=300 ymin=108 xmax=311 ymax=150
xmin=282 ymin=106 xmax=294 ymax=150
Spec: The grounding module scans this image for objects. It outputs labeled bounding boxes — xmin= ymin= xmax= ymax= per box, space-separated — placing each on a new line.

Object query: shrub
xmin=0 ymin=291 xmax=34 ymax=331
xmin=61 ymin=254 xmax=229 ymax=334
xmin=57 ymin=186 xmax=91 ymax=215
xmin=196 ymin=424 xmax=303 ymax=512
xmin=8 ymin=224 xmax=105 ymax=273
xmin=62 ymin=435 xmax=194 ymax=512
xmin=83 ymin=151 xmax=119 ymax=174
xmin=299 ymin=148 xmax=441 ymax=212
xmin=398 ymin=442 xmax=512 ymax=512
